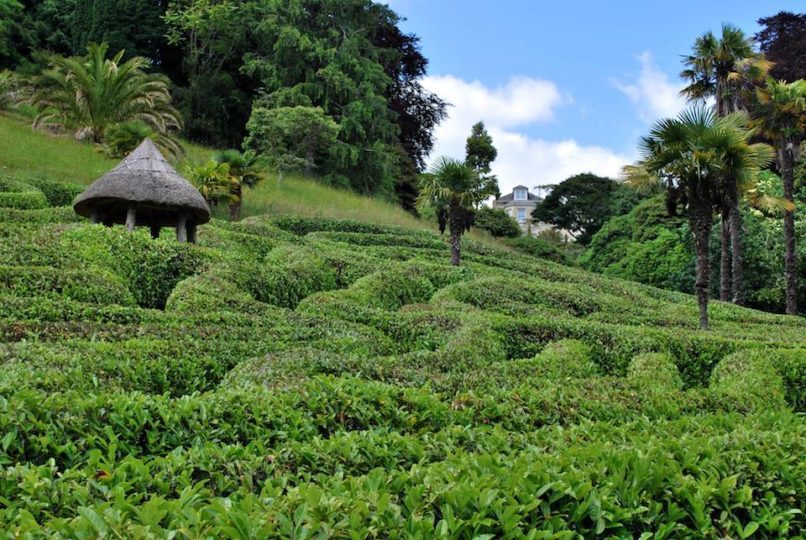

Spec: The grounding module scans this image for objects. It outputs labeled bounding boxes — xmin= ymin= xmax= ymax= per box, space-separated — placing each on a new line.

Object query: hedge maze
xmin=1 ymin=176 xmax=804 ymax=537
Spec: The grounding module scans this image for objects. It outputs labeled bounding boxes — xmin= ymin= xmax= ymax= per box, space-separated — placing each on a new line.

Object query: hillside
xmin=0 ymin=114 xmax=426 ymax=231
xmin=1 ymin=161 xmax=805 ymax=535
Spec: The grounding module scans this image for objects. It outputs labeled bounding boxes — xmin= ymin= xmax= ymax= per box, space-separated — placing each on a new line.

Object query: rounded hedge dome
xmin=73 ymin=139 xmax=210 ymax=228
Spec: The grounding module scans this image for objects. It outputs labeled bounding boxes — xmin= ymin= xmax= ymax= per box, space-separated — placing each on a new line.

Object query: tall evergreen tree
xmin=756 ymin=11 xmax=806 ymax=82
xmin=465 ymin=121 xmax=499 ymax=199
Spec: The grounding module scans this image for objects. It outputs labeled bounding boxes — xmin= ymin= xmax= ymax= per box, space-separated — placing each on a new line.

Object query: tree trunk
xmin=729 ymin=198 xmax=744 ymax=305
xmin=780 ymin=142 xmax=798 ymax=315
xmin=690 ymin=200 xmax=713 ymax=330
xmin=228 ymin=185 xmax=242 ymax=221
xmin=448 ymin=206 xmax=462 ymax=266
xmin=719 ymin=207 xmax=731 ymax=301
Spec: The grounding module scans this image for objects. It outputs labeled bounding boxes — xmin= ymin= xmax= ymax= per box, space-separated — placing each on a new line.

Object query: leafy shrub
xmin=0 ymin=206 xmax=81 ymax=223
xmin=0 ymin=265 xmax=134 ymax=305
xmin=268 ymin=215 xmax=410 ymax=236
xmin=710 ymin=351 xmax=787 ymax=410
xmin=247 ymin=247 xmax=338 ymax=308
xmin=627 ymin=352 xmax=683 ymax=390
xmin=474 ymin=207 xmax=522 ymax=238
xmin=535 ymin=338 xmax=599 ymax=379
xmin=503 ymin=235 xmax=572 ymax=265
xmin=62 ymin=226 xmax=204 ymax=308
xmin=712 ymin=348 xmax=805 ymax=411
xmin=1 ymin=196 xmax=805 ymax=536
xmin=19 ymin=177 xmax=84 ymax=206
xmin=0 ymin=177 xmax=48 ymax=209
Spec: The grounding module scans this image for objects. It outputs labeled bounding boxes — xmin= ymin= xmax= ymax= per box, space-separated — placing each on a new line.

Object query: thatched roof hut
xmin=73 ymin=139 xmax=210 ymax=242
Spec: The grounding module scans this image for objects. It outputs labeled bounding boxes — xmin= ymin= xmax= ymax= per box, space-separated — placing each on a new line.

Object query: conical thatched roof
xmin=74 ymin=139 xmax=210 ymax=226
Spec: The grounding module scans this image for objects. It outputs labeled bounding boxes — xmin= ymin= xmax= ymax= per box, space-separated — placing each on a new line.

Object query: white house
xmin=492 ymin=185 xmax=571 ymax=239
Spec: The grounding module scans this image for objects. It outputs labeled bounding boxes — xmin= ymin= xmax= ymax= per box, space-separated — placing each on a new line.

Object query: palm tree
xmin=102 ymin=121 xmax=182 ymax=160
xmin=751 ymin=79 xmax=806 ymax=314
xmin=212 ymin=150 xmax=266 ymax=221
xmin=418 ymin=157 xmax=493 ymax=266
xmin=186 ymin=161 xmax=234 ymax=208
xmin=680 ymin=23 xmax=771 ymax=305
xmin=31 ymin=43 xmax=181 ymax=143
xmin=625 ymin=107 xmax=773 ymax=329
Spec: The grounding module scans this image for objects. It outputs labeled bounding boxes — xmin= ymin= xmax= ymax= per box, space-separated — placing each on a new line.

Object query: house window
xmin=514 ymin=189 xmax=527 ymax=201
xmin=516 ymin=208 xmax=527 ymax=222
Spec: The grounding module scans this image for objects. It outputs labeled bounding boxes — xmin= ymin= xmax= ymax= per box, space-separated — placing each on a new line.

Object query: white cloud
xmin=488 ymin=128 xmax=633 ymax=191
xmin=612 ymin=51 xmax=687 ymax=123
xmin=423 ymin=75 xmax=565 ymax=128
xmin=421 ymin=75 xmax=633 ymax=195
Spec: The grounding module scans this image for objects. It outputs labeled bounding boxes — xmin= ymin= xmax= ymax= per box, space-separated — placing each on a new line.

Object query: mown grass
xmin=0 ymin=113 xmax=117 ymax=183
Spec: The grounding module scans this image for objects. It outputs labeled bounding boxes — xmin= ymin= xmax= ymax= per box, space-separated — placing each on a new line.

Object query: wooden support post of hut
xmin=125 ymin=207 xmax=136 ymax=232
xmin=72 ymin=139 xmax=210 ymax=243
xmin=176 ymin=214 xmax=188 ymax=243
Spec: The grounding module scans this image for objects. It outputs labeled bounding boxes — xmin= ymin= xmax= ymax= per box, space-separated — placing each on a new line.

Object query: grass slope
xmin=0 ymin=113 xmax=425 ymax=230
xmin=1 ymin=119 xmax=805 ymax=536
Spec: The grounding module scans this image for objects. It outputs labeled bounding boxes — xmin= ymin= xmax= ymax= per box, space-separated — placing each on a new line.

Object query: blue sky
xmin=387 ymin=0 xmax=803 ymax=194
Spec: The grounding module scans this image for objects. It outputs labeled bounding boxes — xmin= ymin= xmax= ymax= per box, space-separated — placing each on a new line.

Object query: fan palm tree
xmin=680 ymin=23 xmax=771 ymax=305
xmin=625 ymin=107 xmax=773 ymax=329
xmin=751 ymin=78 xmax=806 ymax=314
xmin=212 ymin=150 xmax=266 ymax=221
xmin=418 ymin=157 xmax=493 ymax=266
xmin=31 ymin=43 xmax=181 ymax=143
xmin=186 ymin=161 xmax=234 ymax=208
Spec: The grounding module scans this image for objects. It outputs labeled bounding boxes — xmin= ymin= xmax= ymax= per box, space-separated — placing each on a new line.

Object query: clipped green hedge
xmin=267 ymin=215 xmax=413 ymax=236
xmin=62 ymin=226 xmax=204 ymax=309
xmin=1 ymin=193 xmax=805 ymax=537
xmin=0 ymin=265 xmax=134 ymax=305
xmin=0 ymin=206 xmax=82 ymax=223
xmin=0 ymin=177 xmax=48 ymax=209
xmin=710 ymin=350 xmax=787 ymax=411
xmin=627 ymin=352 xmax=683 ymax=390
xmin=22 ymin=177 xmax=85 ymax=206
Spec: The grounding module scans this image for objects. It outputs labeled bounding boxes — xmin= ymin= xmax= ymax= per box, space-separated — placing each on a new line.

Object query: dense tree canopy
xmin=756 ymin=12 xmax=806 ymax=82
xmin=532 ymin=173 xmax=640 ymax=245
xmin=5 ymin=0 xmax=445 ymax=206
xmin=583 ymin=194 xmax=806 ymax=314
xmin=243 ymin=106 xmax=339 ymax=178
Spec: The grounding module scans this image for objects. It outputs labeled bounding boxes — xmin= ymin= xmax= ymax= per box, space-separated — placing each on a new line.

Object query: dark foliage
xmin=474 ymin=207 xmax=521 ymax=238
xmin=756 ymin=11 xmax=806 ymax=82
xmin=533 ymin=173 xmax=641 ymax=245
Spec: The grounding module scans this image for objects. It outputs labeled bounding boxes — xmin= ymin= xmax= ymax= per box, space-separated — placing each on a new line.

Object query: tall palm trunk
xmin=228 ymin=184 xmax=242 ymax=221
xmin=719 ymin=207 xmax=731 ymax=301
xmin=448 ymin=204 xmax=463 ymax=266
xmin=690 ymin=199 xmax=713 ymax=330
xmin=780 ymin=141 xmax=798 ymax=315
xmin=729 ymin=197 xmax=744 ymax=305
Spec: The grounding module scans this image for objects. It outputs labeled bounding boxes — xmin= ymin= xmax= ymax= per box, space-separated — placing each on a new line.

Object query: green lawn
xmin=0 ymin=113 xmax=117 ymax=183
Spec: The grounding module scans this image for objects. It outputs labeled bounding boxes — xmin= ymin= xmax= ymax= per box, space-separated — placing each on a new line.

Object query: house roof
xmin=496 ymin=188 xmax=542 ymax=203
xmin=73 ymin=139 xmax=211 ymax=226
